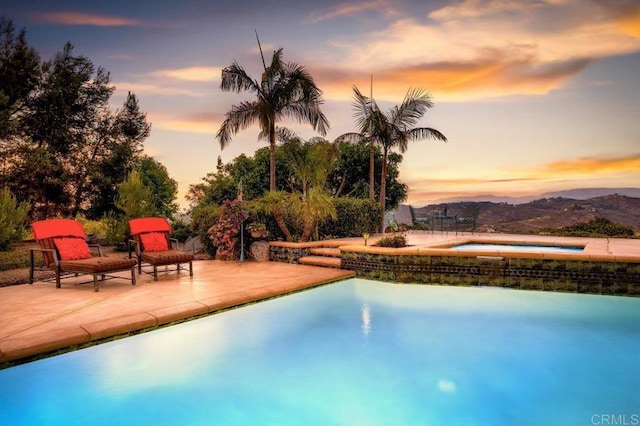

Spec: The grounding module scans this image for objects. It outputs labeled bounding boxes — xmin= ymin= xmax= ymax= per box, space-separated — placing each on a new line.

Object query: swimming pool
xmin=1 ymin=278 xmax=638 ymax=425
xmin=453 ymin=243 xmax=584 ymax=254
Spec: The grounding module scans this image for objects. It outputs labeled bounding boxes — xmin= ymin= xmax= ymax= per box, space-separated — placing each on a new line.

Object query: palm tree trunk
xmin=300 ymin=215 xmax=315 ymax=242
xmin=272 ymin=206 xmax=292 ymax=241
xmin=379 ymin=148 xmax=388 ymax=232
xmin=269 ymin=120 xmax=276 ymax=191
xmin=369 ymin=139 xmax=375 ymax=200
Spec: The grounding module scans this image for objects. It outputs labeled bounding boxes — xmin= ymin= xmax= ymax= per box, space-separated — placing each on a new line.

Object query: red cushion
xmin=53 ymin=237 xmax=92 ymax=261
xmin=140 ymin=232 xmax=169 ymax=252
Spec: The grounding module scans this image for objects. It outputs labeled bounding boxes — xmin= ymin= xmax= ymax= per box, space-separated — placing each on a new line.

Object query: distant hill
xmin=411 ymin=194 xmax=640 ymax=233
xmin=416 ymin=187 xmax=640 ymax=206
xmin=540 ymin=187 xmax=640 ymax=200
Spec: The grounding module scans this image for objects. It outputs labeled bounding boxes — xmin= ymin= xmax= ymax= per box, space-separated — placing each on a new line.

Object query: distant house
xmin=388 ymin=204 xmax=414 ymax=226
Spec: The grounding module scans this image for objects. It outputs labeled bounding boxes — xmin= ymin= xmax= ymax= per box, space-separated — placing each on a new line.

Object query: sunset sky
xmin=3 ymin=0 xmax=639 ymax=209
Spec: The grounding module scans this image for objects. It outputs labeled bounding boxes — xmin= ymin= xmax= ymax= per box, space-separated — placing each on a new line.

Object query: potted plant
xmin=247 ymin=222 xmax=267 ymax=238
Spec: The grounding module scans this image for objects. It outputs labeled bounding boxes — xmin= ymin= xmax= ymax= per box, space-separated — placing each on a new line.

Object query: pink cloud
xmin=34 ymin=12 xmax=142 ymax=27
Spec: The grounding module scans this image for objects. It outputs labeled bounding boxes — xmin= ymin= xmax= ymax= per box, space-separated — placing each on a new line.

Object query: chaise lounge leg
xmin=93 ymin=274 xmax=99 ymax=292
xmin=189 ymin=261 xmax=193 ymax=276
xmin=153 ymin=265 xmax=158 ymax=281
xmin=56 ymin=269 xmax=61 ymax=289
xmin=131 ymin=266 xmax=136 ymax=285
xmin=29 ymin=251 xmax=35 ymax=285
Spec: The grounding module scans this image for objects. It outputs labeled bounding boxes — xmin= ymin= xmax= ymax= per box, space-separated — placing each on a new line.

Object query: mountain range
xmin=411 ymin=190 xmax=640 ymax=233
xmin=414 ymin=187 xmax=640 ymax=206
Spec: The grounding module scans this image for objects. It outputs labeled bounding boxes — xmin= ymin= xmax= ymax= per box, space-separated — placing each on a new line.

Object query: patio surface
xmin=0 ymin=260 xmax=354 ymax=368
xmin=1 ymin=231 xmax=638 ymax=369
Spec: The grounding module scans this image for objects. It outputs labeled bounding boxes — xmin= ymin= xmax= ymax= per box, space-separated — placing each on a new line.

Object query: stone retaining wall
xmin=269 ymin=241 xmax=640 ymax=296
xmin=341 ymin=251 xmax=640 ymax=296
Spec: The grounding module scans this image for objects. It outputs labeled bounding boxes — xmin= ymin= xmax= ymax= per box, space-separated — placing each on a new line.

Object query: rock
xmin=250 ymin=241 xmax=270 ymax=262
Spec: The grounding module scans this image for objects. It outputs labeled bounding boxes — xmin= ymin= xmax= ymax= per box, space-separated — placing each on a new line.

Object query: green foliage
xmin=189 ymin=139 xmax=407 ymax=214
xmin=376 ymin=234 xmax=407 ymax=248
xmin=0 ymin=188 xmax=30 ymax=251
xmin=557 ymin=217 xmax=634 ymax=237
xmin=291 ymin=187 xmax=337 ymax=242
xmin=106 ymin=171 xmax=156 ymax=249
xmin=0 ymin=18 xmax=40 ymax=140
xmin=0 ymin=19 xmax=152 ymax=220
xmin=319 ymin=198 xmax=383 ymax=238
xmin=187 ymin=156 xmax=239 ymax=208
xmin=102 ymin=211 xmax=126 ymax=247
xmin=281 ymin=137 xmax=337 ymax=195
xmin=0 ymin=247 xmax=43 ymax=271
xmin=139 ymin=156 xmax=179 ymax=218
xmin=115 ymin=171 xmax=157 ymax=219
xmin=170 ymin=219 xmax=193 ymax=243
xmin=208 ymin=199 xmax=248 ymax=260
xmin=75 ymin=214 xmax=106 ymax=237
xmin=190 ymin=204 xmax=220 ymax=256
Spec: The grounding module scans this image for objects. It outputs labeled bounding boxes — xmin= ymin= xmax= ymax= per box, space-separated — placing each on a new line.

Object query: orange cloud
xmin=615 ymin=6 xmax=640 ymax=37
xmin=400 ymin=154 xmax=640 ymax=203
xmin=316 ymin=0 xmax=640 ymax=101
xmin=314 ymin=55 xmax=589 ymax=102
xmin=113 ymin=82 xmax=200 ymax=97
xmin=152 ymin=67 xmax=221 ymax=82
xmin=307 ymin=0 xmax=398 ymax=23
xmin=428 ymin=0 xmax=541 ymax=20
xmin=155 ymin=119 xmax=218 ymax=135
xmin=34 ymin=12 xmax=141 ymax=27
xmin=152 ymin=112 xmax=224 ymax=135
xmin=540 ymin=155 xmax=640 ymax=175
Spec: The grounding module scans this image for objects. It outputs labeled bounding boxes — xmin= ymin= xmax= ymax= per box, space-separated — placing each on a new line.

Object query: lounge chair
xmin=29 ymin=219 xmax=137 ymax=292
xmin=128 ymin=217 xmax=194 ymax=281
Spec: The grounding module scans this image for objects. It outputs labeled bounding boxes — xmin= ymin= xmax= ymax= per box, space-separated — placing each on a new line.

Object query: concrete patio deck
xmin=0 ymin=260 xmax=354 ymax=368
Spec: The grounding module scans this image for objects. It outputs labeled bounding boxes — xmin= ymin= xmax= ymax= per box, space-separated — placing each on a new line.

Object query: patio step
xmin=309 ymin=247 xmax=341 ymax=258
xmin=299 ymin=256 xmax=342 ymax=269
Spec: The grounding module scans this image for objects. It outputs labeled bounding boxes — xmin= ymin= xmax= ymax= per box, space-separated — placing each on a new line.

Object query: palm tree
xmin=282 ymin=137 xmax=338 ymax=196
xmin=216 ymin=48 xmax=330 ymax=192
xmin=334 ymin=86 xmax=376 ymax=201
xmin=337 ymin=86 xmax=447 ymax=228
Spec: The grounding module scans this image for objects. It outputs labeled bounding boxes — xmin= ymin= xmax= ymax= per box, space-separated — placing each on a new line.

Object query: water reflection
xmin=361 ymin=303 xmax=371 ymax=336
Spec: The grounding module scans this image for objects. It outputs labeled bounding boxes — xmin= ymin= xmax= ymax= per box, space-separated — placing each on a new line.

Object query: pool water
xmin=453 ymin=243 xmax=584 ymax=253
xmin=1 ymin=279 xmax=638 ymax=425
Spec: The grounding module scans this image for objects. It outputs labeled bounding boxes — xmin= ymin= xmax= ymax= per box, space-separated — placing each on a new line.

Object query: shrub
xmin=103 ymin=211 xmax=128 ymax=250
xmin=208 ymin=199 xmax=248 ymax=260
xmin=376 ymin=234 xmax=407 ymax=248
xmin=75 ymin=214 xmax=106 ymax=238
xmin=0 ymin=188 xmax=30 ymax=251
xmin=557 ymin=217 xmax=634 ymax=237
xmin=191 ymin=204 xmax=220 ymax=256
xmin=0 ymin=248 xmax=43 ymax=271
xmin=318 ymin=198 xmax=382 ymax=238
xmin=170 ymin=219 xmax=193 ymax=243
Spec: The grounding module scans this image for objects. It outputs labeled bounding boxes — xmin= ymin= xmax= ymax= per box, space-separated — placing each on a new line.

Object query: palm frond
xmin=220 ymin=61 xmax=260 ymax=94
xmin=351 ymin=85 xmax=375 ymax=134
xmin=332 ymin=132 xmax=364 ymax=144
xmin=391 ymin=87 xmax=434 ymax=128
xmin=215 ymin=100 xmax=261 ymax=149
xmin=275 ymin=126 xmax=297 ymax=143
xmin=407 ymin=127 xmax=448 ymax=144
